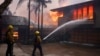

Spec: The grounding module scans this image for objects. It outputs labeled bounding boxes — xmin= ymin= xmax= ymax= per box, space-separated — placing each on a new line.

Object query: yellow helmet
xmin=35 ymin=31 xmax=40 ymax=35
xmin=8 ymin=25 xmax=13 ymax=29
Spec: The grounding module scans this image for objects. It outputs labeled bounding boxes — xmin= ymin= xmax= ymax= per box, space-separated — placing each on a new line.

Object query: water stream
xmin=43 ymin=19 xmax=88 ymax=40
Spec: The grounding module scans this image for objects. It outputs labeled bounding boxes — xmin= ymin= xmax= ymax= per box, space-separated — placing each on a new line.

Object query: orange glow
xmin=78 ymin=8 xmax=82 ymax=19
xmin=13 ymin=32 xmax=18 ymax=40
xmin=49 ymin=11 xmax=63 ymax=22
xmin=89 ymin=5 xmax=93 ymax=20
xmin=58 ymin=12 xmax=64 ymax=17
xmin=72 ymin=5 xmax=94 ymax=20
xmin=83 ymin=6 xmax=88 ymax=18
xmin=73 ymin=9 xmax=77 ymax=20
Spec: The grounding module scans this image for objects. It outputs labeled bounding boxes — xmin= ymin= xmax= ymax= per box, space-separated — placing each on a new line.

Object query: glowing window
xmin=88 ymin=5 xmax=93 ymax=20
xmin=78 ymin=8 xmax=82 ymax=19
xmin=83 ymin=6 xmax=88 ymax=18
xmin=73 ymin=9 xmax=77 ymax=20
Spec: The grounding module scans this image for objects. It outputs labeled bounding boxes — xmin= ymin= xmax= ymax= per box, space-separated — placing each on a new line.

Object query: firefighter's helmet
xmin=8 ymin=25 xmax=13 ymax=29
xmin=35 ymin=31 xmax=40 ymax=35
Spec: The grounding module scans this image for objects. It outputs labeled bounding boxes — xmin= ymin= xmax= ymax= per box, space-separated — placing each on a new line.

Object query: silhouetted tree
xmin=0 ymin=0 xmax=12 ymax=15
xmin=0 ymin=0 xmax=13 ymax=42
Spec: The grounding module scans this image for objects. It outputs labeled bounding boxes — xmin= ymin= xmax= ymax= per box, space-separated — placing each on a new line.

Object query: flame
xmin=73 ymin=5 xmax=94 ymax=20
xmin=78 ymin=8 xmax=82 ymax=19
xmin=13 ymin=32 xmax=18 ymax=39
xmin=73 ymin=9 xmax=77 ymax=19
xmin=43 ymin=12 xmax=58 ymax=27
xmin=89 ymin=5 xmax=93 ymax=20
xmin=49 ymin=11 xmax=63 ymax=22
xmin=83 ymin=6 xmax=88 ymax=18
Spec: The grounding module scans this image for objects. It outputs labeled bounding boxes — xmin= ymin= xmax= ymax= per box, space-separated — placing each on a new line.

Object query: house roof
xmin=51 ymin=1 xmax=93 ymax=11
xmin=1 ymin=15 xmax=33 ymax=25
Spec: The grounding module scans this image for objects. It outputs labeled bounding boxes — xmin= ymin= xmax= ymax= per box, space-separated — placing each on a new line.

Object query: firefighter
xmin=6 ymin=25 xmax=15 ymax=56
xmin=32 ymin=30 xmax=43 ymax=56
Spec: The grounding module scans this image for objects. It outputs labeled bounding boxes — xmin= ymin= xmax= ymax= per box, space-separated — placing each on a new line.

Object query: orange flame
xmin=73 ymin=5 xmax=94 ymax=20
xmin=83 ymin=6 xmax=88 ymax=18
xmin=49 ymin=11 xmax=63 ymax=22
xmin=78 ymin=8 xmax=82 ymax=19
xmin=13 ymin=32 xmax=18 ymax=39
xmin=73 ymin=9 xmax=77 ymax=20
xmin=89 ymin=5 xmax=93 ymax=20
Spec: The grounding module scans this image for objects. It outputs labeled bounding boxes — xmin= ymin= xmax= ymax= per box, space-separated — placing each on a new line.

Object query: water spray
xmin=43 ymin=19 xmax=88 ymax=40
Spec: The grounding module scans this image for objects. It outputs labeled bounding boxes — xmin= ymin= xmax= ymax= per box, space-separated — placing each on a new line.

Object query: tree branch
xmin=0 ymin=0 xmax=13 ymax=15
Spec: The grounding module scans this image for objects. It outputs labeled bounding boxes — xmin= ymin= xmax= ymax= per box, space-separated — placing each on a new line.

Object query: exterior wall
xmin=0 ymin=17 xmax=2 ymax=43
xmin=56 ymin=1 xmax=100 ymax=46
xmin=94 ymin=0 xmax=100 ymax=28
xmin=58 ymin=17 xmax=68 ymax=26
xmin=70 ymin=25 xmax=100 ymax=45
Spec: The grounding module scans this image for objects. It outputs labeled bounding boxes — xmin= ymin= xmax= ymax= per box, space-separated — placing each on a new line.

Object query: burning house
xmin=49 ymin=1 xmax=100 ymax=46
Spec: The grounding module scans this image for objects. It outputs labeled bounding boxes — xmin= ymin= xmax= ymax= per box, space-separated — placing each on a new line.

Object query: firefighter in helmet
xmin=6 ymin=25 xmax=15 ymax=56
xmin=32 ymin=30 xmax=43 ymax=56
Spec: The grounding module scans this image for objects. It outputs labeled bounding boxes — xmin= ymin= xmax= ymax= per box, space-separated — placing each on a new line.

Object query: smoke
xmin=13 ymin=0 xmax=38 ymax=14
xmin=44 ymin=12 xmax=58 ymax=26
xmin=30 ymin=11 xmax=58 ymax=28
xmin=15 ymin=0 xmax=25 ymax=11
xmin=3 ymin=0 xmax=58 ymax=27
xmin=0 ymin=0 xmax=4 ymax=5
xmin=59 ymin=0 xmax=92 ymax=7
xmin=2 ymin=7 xmax=12 ymax=15
xmin=14 ymin=0 xmax=28 ymax=14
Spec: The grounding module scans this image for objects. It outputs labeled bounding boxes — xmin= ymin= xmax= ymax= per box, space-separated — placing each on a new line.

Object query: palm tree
xmin=15 ymin=0 xmax=51 ymax=32
xmin=34 ymin=0 xmax=47 ymax=31
xmin=35 ymin=0 xmax=51 ymax=30
xmin=15 ymin=0 xmax=51 ymax=29
xmin=34 ymin=0 xmax=51 ymax=37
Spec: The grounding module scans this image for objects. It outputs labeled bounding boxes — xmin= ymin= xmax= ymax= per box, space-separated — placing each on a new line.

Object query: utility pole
xmin=28 ymin=0 xmax=31 ymax=44
xmin=38 ymin=7 xmax=40 ymax=31
xmin=41 ymin=3 xmax=43 ymax=37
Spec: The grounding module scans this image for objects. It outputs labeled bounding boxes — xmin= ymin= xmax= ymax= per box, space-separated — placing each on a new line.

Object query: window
xmin=89 ymin=5 xmax=93 ymax=20
xmin=73 ymin=9 xmax=77 ymax=19
xmin=78 ymin=8 xmax=82 ymax=19
xmin=83 ymin=6 xmax=88 ymax=18
xmin=72 ymin=4 xmax=94 ymax=20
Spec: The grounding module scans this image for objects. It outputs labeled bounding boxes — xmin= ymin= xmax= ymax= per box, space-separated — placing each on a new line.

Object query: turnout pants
xmin=6 ymin=42 xmax=14 ymax=56
xmin=32 ymin=44 xmax=43 ymax=56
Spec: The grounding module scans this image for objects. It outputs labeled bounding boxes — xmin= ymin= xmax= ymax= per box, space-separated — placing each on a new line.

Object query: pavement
xmin=0 ymin=43 xmax=100 ymax=56
xmin=0 ymin=44 xmax=30 ymax=56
